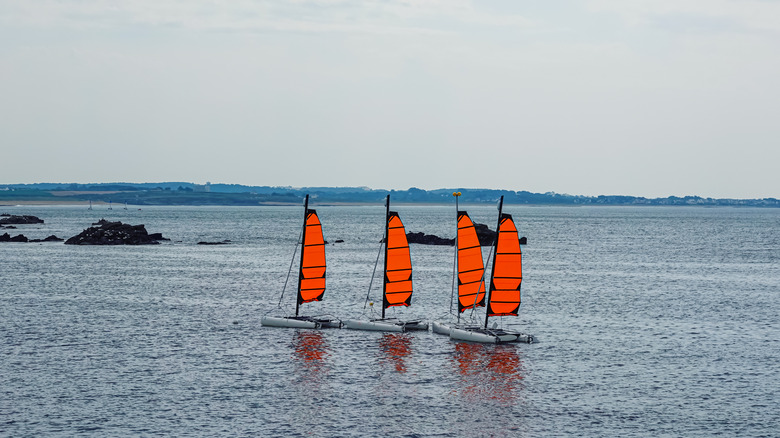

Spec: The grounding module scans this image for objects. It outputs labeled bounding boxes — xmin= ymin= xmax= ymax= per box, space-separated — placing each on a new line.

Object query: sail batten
xmin=457 ymin=211 xmax=486 ymax=312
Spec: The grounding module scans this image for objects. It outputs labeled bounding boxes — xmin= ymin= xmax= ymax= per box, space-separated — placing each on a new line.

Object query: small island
xmin=0 ymin=214 xmax=44 ymax=225
xmin=65 ymin=219 xmax=169 ymax=245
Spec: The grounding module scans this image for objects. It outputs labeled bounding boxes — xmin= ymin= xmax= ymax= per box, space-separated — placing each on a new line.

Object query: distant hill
xmin=1 ymin=182 xmax=778 ymax=207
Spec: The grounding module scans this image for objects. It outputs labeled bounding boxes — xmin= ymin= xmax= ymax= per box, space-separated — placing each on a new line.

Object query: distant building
xmin=193 ymin=182 xmax=211 ymax=193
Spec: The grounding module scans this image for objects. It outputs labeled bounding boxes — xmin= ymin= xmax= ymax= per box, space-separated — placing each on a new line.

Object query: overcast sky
xmin=2 ymin=1 xmax=779 ymax=198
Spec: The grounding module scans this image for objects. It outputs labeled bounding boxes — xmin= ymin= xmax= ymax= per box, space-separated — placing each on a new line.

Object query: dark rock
xmin=29 ymin=235 xmax=64 ymax=243
xmin=399 ymin=224 xmax=524 ymax=247
xmin=65 ymin=220 xmax=166 ymax=245
xmin=334 ymin=239 xmax=344 ymax=243
xmin=1 ymin=232 xmax=30 ymax=242
xmin=4 ymin=225 xmax=16 ymax=229
xmin=406 ymin=232 xmax=455 ymax=246
xmin=147 ymin=233 xmax=170 ymax=241
xmin=197 ymin=240 xmax=231 ymax=245
xmin=0 ymin=215 xmax=44 ymax=225
xmin=474 ymin=223 xmax=496 ymax=246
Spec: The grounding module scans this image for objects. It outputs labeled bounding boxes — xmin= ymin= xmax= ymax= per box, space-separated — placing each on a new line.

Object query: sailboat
xmin=432 ymin=192 xmax=487 ymax=335
xmin=449 ymin=196 xmax=534 ymax=344
xmin=343 ymin=195 xmax=428 ymax=332
xmin=261 ymin=195 xmax=342 ymax=329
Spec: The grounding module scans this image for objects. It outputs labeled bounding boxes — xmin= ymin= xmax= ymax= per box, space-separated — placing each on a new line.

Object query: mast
xmin=452 ymin=192 xmax=460 ymax=320
xmin=296 ymin=194 xmax=310 ymax=317
xmin=485 ymin=195 xmax=504 ymax=329
xmin=382 ymin=194 xmax=390 ymax=319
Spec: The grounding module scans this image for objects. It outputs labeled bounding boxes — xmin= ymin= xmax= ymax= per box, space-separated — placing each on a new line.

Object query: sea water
xmin=1 ymin=205 xmax=778 ymax=437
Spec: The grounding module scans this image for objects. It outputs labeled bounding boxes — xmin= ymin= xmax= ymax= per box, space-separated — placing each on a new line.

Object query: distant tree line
xmin=1 ymin=183 xmax=778 ymax=207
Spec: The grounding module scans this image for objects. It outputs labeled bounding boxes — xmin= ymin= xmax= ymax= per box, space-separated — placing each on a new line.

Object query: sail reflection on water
xmin=291 ymin=331 xmax=330 ymax=386
xmin=451 ymin=343 xmax=524 ymax=404
xmin=378 ymin=333 xmax=412 ymax=373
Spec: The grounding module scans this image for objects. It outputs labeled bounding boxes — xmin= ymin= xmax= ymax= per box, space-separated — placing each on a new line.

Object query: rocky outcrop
xmin=405 ymin=232 xmax=454 ymax=246
xmin=1 ymin=233 xmax=28 ymax=242
xmin=1 ymin=233 xmax=64 ymax=243
xmin=474 ymin=223 xmax=495 ymax=246
xmin=197 ymin=240 xmax=231 ymax=245
xmin=0 ymin=215 xmax=44 ymax=225
xmin=401 ymin=223 xmax=496 ymax=246
xmin=65 ymin=220 xmax=168 ymax=245
xmin=31 ymin=235 xmax=65 ymax=243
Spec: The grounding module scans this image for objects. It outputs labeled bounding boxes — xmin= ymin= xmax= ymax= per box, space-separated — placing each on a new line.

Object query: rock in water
xmin=0 ymin=232 xmax=29 ymax=242
xmin=405 ymin=232 xmax=454 ymax=246
xmin=65 ymin=220 xmax=167 ymax=245
xmin=29 ymin=235 xmax=65 ymax=243
xmin=474 ymin=223 xmax=496 ymax=246
xmin=0 ymin=215 xmax=44 ymax=225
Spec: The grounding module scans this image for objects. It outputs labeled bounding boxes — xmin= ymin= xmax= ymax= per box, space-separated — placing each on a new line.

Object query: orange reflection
xmin=291 ymin=331 xmax=330 ymax=382
xmin=378 ymin=333 xmax=412 ymax=373
xmin=452 ymin=343 xmax=524 ymax=404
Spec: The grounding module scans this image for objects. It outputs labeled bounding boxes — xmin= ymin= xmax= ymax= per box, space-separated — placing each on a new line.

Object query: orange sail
xmin=486 ymin=213 xmax=522 ymax=317
xmin=383 ymin=211 xmax=413 ymax=311
xmin=298 ymin=209 xmax=326 ymax=305
xmin=457 ymin=212 xmax=486 ymax=312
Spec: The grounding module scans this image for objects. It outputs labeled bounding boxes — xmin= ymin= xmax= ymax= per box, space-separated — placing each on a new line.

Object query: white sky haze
xmin=2 ymin=0 xmax=779 ymax=198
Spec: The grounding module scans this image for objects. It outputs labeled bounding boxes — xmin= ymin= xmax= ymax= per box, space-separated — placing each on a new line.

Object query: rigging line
xmin=363 ymin=240 xmax=384 ymax=309
xmin=278 ymin=227 xmax=304 ymax=308
xmin=450 ymin=234 xmax=457 ymax=316
xmin=451 ymin=192 xmax=459 ymax=318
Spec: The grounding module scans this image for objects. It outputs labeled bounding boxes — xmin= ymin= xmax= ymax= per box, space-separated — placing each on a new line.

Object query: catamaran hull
xmin=262 ymin=316 xmax=319 ymax=329
xmin=343 ymin=319 xmax=428 ymax=332
xmin=261 ymin=316 xmax=343 ymax=329
xmin=432 ymin=321 xmax=452 ymax=335
xmin=450 ymin=327 xmax=534 ymax=344
xmin=342 ymin=319 xmax=404 ymax=332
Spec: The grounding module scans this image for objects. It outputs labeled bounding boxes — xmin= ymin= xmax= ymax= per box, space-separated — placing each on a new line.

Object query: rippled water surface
xmin=2 ymin=205 xmax=779 ymax=437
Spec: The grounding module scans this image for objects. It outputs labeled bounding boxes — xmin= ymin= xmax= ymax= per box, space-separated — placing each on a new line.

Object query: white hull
xmin=342 ymin=319 xmax=404 ymax=332
xmin=343 ymin=319 xmax=428 ymax=332
xmin=261 ymin=316 xmax=342 ymax=329
xmin=262 ymin=316 xmax=319 ymax=329
xmin=450 ymin=327 xmax=534 ymax=344
xmin=431 ymin=321 xmax=452 ymax=335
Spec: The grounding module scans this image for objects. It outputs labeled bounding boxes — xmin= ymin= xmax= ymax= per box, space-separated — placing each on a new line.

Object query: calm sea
xmin=1 ymin=204 xmax=778 ymax=437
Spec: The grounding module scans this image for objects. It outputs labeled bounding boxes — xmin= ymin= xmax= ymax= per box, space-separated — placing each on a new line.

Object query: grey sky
xmin=2 ymin=0 xmax=779 ymax=198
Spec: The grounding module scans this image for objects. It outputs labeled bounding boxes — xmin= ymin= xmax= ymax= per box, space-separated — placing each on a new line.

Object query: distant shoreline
xmin=2 ymin=183 xmax=778 ymax=207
